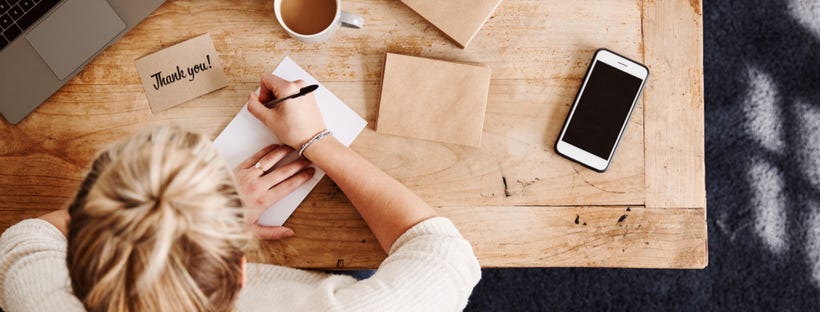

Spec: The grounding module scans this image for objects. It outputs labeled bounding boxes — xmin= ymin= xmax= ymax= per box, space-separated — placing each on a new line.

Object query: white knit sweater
xmin=0 ymin=217 xmax=480 ymax=311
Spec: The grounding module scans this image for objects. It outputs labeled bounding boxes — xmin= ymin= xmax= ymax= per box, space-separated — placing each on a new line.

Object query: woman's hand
xmin=247 ymin=74 xmax=326 ymax=149
xmin=234 ymin=144 xmax=315 ymax=240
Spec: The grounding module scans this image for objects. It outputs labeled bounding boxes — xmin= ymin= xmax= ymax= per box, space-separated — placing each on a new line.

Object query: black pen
xmin=263 ymin=84 xmax=319 ymax=109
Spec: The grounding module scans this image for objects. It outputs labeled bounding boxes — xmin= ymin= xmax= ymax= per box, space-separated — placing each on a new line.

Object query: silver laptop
xmin=0 ymin=0 xmax=165 ymax=124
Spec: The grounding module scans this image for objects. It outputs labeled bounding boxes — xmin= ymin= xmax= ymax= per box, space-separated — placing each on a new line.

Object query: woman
xmin=0 ymin=75 xmax=480 ymax=311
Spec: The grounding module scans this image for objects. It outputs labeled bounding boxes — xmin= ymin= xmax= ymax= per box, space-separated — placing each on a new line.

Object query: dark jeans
xmin=325 ymin=269 xmax=376 ymax=281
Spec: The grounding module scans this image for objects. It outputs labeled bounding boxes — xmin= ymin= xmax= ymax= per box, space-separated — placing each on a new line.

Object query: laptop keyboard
xmin=0 ymin=0 xmax=60 ymax=51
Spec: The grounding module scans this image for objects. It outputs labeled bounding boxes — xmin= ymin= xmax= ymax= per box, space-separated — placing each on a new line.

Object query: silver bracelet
xmin=298 ymin=129 xmax=332 ymax=157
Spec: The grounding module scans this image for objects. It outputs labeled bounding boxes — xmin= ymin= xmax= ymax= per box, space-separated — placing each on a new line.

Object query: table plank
xmin=250 ymin=192 xmax=707 ymax=269
xmin=68 ymin=0 xmax=644 ymax=84
xmin=642 ymin=0 xmax=707 ymax=209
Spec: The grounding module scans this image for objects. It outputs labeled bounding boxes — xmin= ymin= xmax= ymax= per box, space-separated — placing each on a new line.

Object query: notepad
xmin=213 ymin=56 xmax=367 ymax=226
xmin=400 ymin=0 xmax=502 ymax=48
xmin=377 ymin=53 xmax=491 ymax=147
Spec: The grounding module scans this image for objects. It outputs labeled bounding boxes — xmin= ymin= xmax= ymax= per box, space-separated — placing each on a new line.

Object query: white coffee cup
xmin=274 ymin=0 xmax=364 ymax=44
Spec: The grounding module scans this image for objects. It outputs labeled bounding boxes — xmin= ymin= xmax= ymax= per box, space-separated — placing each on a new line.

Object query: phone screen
xmin=562 ymin=61 xmax=643 ymax=159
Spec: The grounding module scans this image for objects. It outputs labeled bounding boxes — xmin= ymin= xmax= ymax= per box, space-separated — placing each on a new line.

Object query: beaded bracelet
xmin=298 ymin=129 xmax=333 ymax=157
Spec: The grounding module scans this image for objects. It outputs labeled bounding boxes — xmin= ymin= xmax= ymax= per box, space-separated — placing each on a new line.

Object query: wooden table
xmin=0 ymin=0 xmax=706 ymax=269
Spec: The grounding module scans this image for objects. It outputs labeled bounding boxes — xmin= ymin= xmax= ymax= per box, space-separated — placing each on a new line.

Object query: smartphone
xmin=555 ymin=49 xmax=649 ymax=172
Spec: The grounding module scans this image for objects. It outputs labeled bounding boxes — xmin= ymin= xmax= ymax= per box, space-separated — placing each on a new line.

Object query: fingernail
xmin=285 ymin=228 xmax=295 ymax=237
xmin=306 ymin=168 xmax=315 ymax=175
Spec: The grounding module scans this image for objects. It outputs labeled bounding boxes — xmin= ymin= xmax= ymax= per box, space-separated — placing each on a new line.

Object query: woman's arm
xmin=247 ymin=75 xmax=481 ymax=310
xmin=302 ymin=217 xmax=480 ymax=311
xmin=0 ymin=219 xmax=85 ymax=310
xmin=301 ymin=137 xmax=436 ymax=252
xmin=247 ymin=75 xmax=436 ymax=252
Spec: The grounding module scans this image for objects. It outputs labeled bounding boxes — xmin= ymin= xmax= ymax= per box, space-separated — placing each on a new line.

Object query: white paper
xmin=213 ymin=56 xmax=367 ymax=226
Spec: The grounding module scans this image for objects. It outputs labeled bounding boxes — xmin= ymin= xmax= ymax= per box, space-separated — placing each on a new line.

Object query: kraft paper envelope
xmin=400 ymin=0 xmax=502 ymax=48
xmin=213 ymin=56 xmax=367 ymax=226
xmin=377 ymin=53 xmax=491 ymax=147
xmin=135 ymin=33 xmax=228 ymax=113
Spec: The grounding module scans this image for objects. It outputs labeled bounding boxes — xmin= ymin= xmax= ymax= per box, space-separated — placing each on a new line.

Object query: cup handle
xmin=340 ymin=11 xmax=364 ymax=29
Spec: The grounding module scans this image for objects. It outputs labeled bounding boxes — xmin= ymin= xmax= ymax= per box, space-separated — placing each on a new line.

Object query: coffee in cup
xmin=274 ymin=0 xmax=364 ymax=43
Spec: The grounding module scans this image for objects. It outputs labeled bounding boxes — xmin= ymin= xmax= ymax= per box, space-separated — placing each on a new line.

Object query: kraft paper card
xmin=400 ymin=0 xmax=502 ymax=48
xmin=135 ymin=33 xmax=227 ymax=113
xmin=377 ymin=53 xmax=491 ymax=147
xmin=213 ymin=56 xmax=367 ymax=226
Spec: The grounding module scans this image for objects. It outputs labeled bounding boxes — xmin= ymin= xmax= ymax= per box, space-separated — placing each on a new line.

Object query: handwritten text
xmin=151 ymin=55 xmax=214 ymax=90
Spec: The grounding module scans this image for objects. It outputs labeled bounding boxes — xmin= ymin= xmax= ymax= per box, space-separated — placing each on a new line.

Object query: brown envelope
xmin=376 ymin=53 xmax=492 ymax=147
xmin=135 ymin=33 xmax=228 ymax=113
xmin=400 ymin=0 xmax=502 ymax=48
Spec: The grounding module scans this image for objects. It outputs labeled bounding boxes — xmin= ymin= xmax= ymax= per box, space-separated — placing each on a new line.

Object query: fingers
xmin=260 ymin=168 xmax=315 ymax=203
xmin=259 ymin=74 xmax=296 ymax=103
xmin=253 ymin=146 xmax=295 ymax=175
xmin=240 ymin=164 xmax=316 ymax=216
xmin=253 ymin=225 xmax=295 ymax=240
xmin=247 ymin=91 xmax=269 ymax=122
xmin=240 ymin=165 xmax=314 ymax=241
xmin=237 ymin=144 xmax=295 ymax=174
xmin=260 ymin=159 xmax=311 ymax=186
xmin=237 ymin=144 xmax=279 ymax=170
xmin=258 ymin=74 xmax=283 ymax=103
xmin=248 ymin=75 xmax=306 ymax=120
xmin=258 ymin=74 xmax=307 ymax=102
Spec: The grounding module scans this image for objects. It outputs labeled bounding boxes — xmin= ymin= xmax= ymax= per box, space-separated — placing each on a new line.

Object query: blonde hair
xmin=66 ymin=126 xmax=251 ymax=312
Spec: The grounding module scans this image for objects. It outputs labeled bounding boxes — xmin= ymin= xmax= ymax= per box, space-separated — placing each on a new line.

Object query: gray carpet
xmin=465 ymin=0 xmax=820 ymax=310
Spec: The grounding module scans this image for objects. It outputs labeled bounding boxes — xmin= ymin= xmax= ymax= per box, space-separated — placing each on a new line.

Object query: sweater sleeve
xmin=0 ymin=219 xmax=85 ymax=311
xmin=305 ymin=217 xmax=481 ymax=311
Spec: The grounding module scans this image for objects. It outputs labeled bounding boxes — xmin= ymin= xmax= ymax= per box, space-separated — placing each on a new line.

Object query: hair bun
xmin=67 ymin=126 xmax=251 ymax=311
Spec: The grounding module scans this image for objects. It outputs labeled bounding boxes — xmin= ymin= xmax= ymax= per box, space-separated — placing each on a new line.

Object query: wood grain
xmin=642 ymin=0 xmax=707 ymax=209
xmin=62 ymin=0 xmax=644 ymax=84
xmin=251 ymin=192 xmax=707 ymax=269
xmin=0 ymin=0 xmax=706 ymax=268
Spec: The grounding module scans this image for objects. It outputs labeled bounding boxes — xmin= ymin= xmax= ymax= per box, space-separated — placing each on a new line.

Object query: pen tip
xmin=302 ymin=84 xmax=319 ymax=93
